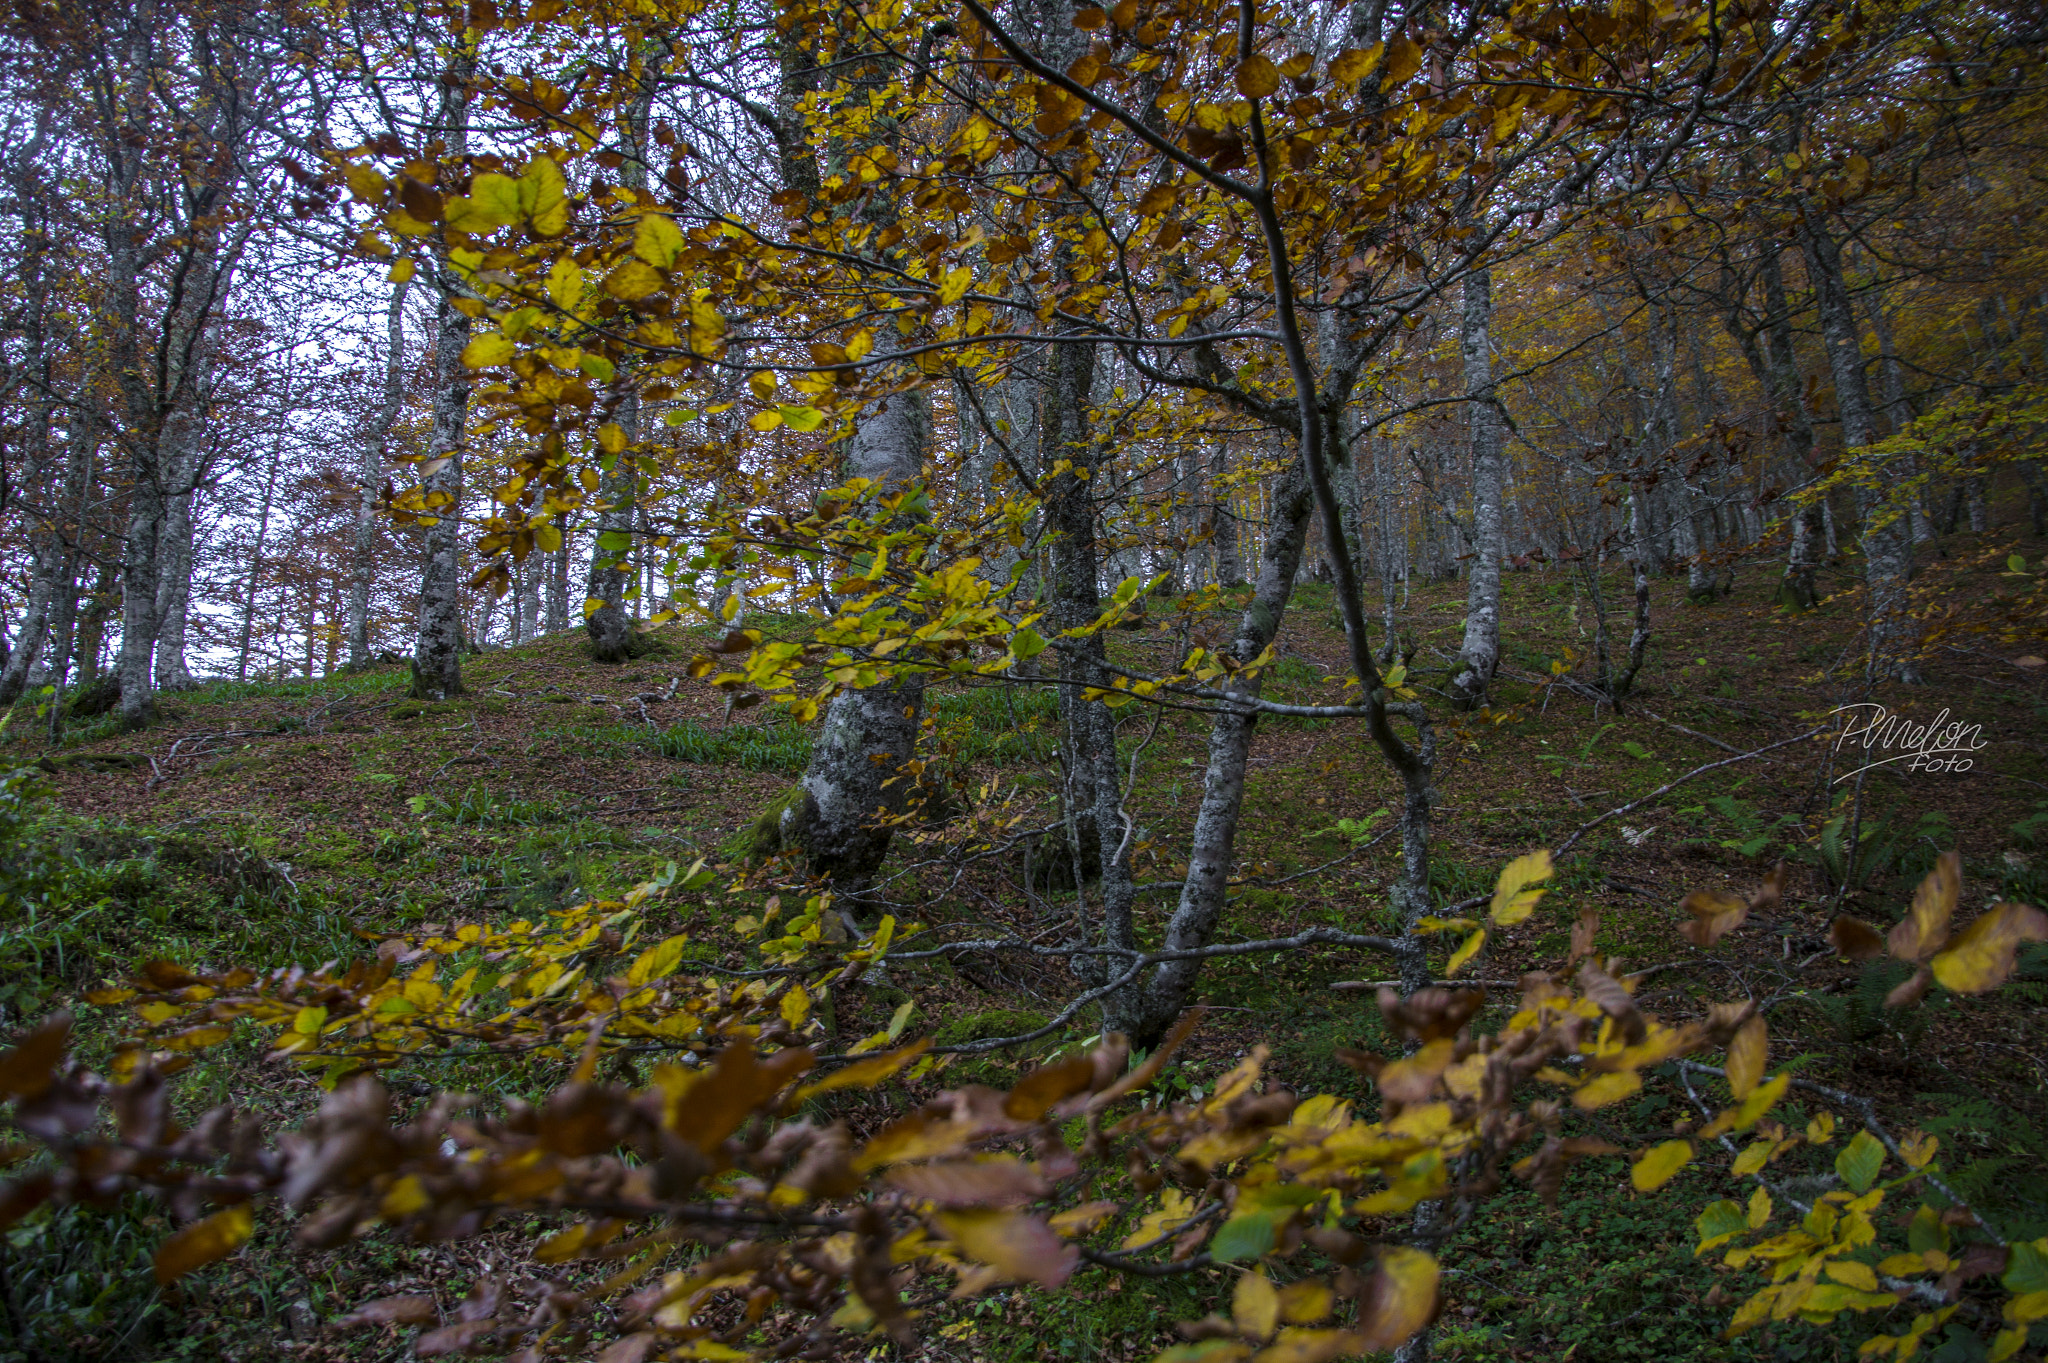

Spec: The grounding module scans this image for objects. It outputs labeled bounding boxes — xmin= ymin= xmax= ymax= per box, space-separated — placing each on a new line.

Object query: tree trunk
xmin=411 ymin=280 xmax=472 ymax=699
xmin=1449 ymin=268 xmax=1503 ymax=707
xmin=1210 ymin=442 xmax=1243 ymax=587
xmin=782 ymin=390 xmax=933 ymax=905
xmin=1802 ymin=212 xmax=1922 ymax=683
xmin=350 ymin=280 xmax=409 ymax=666
xmin=411 ymin=64 xmax=473 ymax=699
xmin=152 ymin=479 xmax=198 ymax=691
xmin=1123 ymin=446 xmax=1315 ymax=1042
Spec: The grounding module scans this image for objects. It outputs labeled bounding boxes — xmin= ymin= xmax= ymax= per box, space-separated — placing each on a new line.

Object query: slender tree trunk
xmin=1123 ymin=448 xmax=1315 ymax=1042
xmin=411 ymin=65 xmax=473 ymax=699
xmin=237 ymin=439 xmax=284 ymax=681
xmin=1802 ymin=212 xmax=1922 ymax=683
xmin=350 ymin=281 xmax=409 ymax=666
xmin=1449 ymin=268 xmax=1504 ymax=707
xmin=1210 ymin=442 xmax=1243 ymax=587
xmin=412 ymin=281 xmax=472 ymax=698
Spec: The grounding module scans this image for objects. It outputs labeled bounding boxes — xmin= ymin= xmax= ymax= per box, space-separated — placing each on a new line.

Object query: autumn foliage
xmin=3 ymin=854 xmax=2044 ymax=1361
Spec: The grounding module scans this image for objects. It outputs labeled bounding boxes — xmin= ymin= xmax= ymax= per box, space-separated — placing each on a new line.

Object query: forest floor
xmin=5 ymin=527 xmax=2048 ymax=1363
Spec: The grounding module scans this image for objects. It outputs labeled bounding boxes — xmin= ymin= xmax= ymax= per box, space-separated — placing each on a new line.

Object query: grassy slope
xmin=4 ymin=535 xmax=2047 ymax=1363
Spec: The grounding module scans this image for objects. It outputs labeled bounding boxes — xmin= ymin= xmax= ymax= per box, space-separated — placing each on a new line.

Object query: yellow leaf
xmin=534 ymin=522 xmax=563 ymax=553
xmin=781 ymin=983 xmax=811 ymax=1029
xmin=1574 ymin=1070 xmax=1641 ymax=1109
xmin=386 ymin=257 xmax=415 ymax=283
xmin=292 ymin=1006 xmax=328 ymax=1036
xmin=1930 ymin=901 xmax=2048 ymax=993
xmin=938 ymin=265 xmax=974 ymax=306
xmin=1726 ymin=1015 xmax=1767 ymax=1099
xmin=1445 ymin=928 xmax=1486 ymax=976
xmin=1806 ymin=1112 xmax=1836 ymax=1145
xmin=1825 ymin=1260 xmax=1878 ymax=1292
xmin=153 ymin=1206 xmax=254 ymax=1284
xmin=749 ymin=370 xmax=777 ymax=401
xmin=1233 ymin=1272 xmax=1280 ymax=1342
xmin=597 ymin=422 xmax=627 ymax=454
xmin=605 ymin=259 xmax=665 ymax=301
xmin=1631 ymin=1139 xmax=1693 ymax=1191
xmin=749 ymin=410 xmax=784 ymax=431
xmin=1382 ymin=37 xmax=1423 ymax=88
xmin=779 ymin=405 xmax=827 ymax=433
xmin=1328 ymin=44 xmax=1383 ymax=85
xmin=635 ymin=211 xmax=685 ymax=269
xmin=791 ymin=1040 xmax=931 ymax=1101
xmin=519 ymin=156 xmax=570 ymax=236
xmin=1489 ymin=849 xmax=1552 ymax=925
xmin=1731 ymin=1139 xmax=1773 ymax=1177
xmin=627 ymin=935 xmax=691 ymax=987
xmin=1353 ymin=1247 xmax=1438 ymax=1351
xmin=1234 ymin=54 xmax=1280 ymax=99
xmin=460 ymin=334 xmax=516 ymax=368
xmin=1746 ymin=1183 xmax=1772 ymax=1228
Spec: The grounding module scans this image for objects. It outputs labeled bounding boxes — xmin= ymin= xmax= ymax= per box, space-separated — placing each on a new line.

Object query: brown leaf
xmin=1749 ymin=861 xmax=1786 ymax=914
xmin=0 ymin=1013 xmax=70 ymax=1101
xmin=140 ymin=961 xmax=203 ymax=990
xmin=1575 ymin=962 xmax=1646 ymax=1043
xmin=1376 ymin=1038 xmax=1455 ymax=1107
xmin=1889 ymin=850 xmax=1960 ymax=963
xmin=1829 ymin=916 xmax=1887 ymax=960
xmin=1883 ymin=965 xmax=1932 ymax=1009
xmin=397 ymin=176 xmax=445 ymax=224
xmin=340 ymin=1294 xmax=439 ymax=1326
xmin=1678 ymin=889 xmax=1747 ymax=948
xmin=935 ymin=1208 xmax=1078 ymax=1288
xmin=887 ymin=1155 xmax=1049 ymax=1208
xmin=1376 ymin=986 xmax=1484 ymax=1043
xmin=1089 ymin=1007 xmax=1206 ymax=1110
xmin=594 ymin=1335 xmax=658 ymax=1363
xmin=153 ymin=1205 xmax=254 ymax=1284
xmin=415 ymin=1319 xmax=496 ymax=1357
xmin=1569 ymin=908 xmax=1600 ymax=967
xmin=670 ymin=1044 xmax=813 ymax=1153
xmin=0 ymin=1174 xmax=53 ymax=1231
xmin=1003 ymin=1055 xmax=1096 ymax=1121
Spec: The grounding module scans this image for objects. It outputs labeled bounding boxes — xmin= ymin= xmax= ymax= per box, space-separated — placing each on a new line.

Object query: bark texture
xmin=781 ymin=390 xmax=933 ymax=900
xmin=1448 ymin=268 xmax=1503 ymax=707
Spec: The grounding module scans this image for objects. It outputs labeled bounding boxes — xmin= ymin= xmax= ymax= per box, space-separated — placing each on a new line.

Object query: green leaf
xmin=1010 ymin=627 xmax=1047 ymax=659
xmin=2009 ymin=554 xmax=2028 ymax=574
xmin=1211 ymin=1186 xmax=1320 ymax=1263
xmin=1834 ymin=1129 xmax=1885 ymax=1193
xmin=1695 ymin=1198 xmax=1748 ymax=1254
xmin=2002 ymin=1237 xmax=2048 ymax=1295
xmin=778 ymin=405 xmax=827 ymax=432
xmin=1622 ymin=740 xmax=1653 ymax=760
xmin=1907 ymin=1204 xmax=1950 ymax=1256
